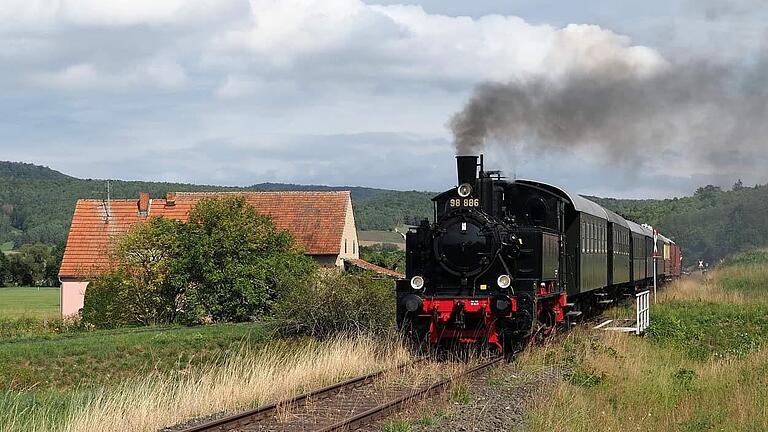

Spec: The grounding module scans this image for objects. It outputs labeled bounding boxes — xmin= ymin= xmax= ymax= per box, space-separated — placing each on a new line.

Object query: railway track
xmin=178 ymin=356 xmax=502 ymax=432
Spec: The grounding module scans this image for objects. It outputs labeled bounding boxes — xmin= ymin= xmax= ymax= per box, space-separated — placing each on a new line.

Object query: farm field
xmin=0 ymin=287 xmax=60 ymax=319
xmin=0 ymin=333 xmax=407 ymax=432
xmin=0 ymin=322 xmax=272 ymax=390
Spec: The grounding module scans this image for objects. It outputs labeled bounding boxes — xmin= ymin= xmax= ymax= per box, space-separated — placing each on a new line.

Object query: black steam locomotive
xmin=396 ymin=155 xmax=681 ymax=352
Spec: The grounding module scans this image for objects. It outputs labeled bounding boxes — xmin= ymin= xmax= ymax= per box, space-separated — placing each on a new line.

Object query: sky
xmin=1 ymin=0 xmax=766 ymax=198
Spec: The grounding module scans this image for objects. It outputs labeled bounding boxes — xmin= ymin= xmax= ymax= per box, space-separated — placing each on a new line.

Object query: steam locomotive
xmin=396 ymin=155 xmax=682 ymax=352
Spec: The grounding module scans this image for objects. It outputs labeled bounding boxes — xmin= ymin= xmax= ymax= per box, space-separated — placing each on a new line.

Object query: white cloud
xmin=0 ymin=0 xmax=243 ymax=31
xmin=3 ymin=0 xmax=666 ymax=95
xmin=1 ymin=0 xmax=758 ymax=195
xmin=31 ymin=59 xmax=186 ymax=91
xmin=210 ymin=1 xmax=665 ymax=86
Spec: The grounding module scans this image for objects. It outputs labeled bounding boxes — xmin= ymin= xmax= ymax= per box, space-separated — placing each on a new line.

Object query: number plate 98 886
xmin=450 ymin=198 xmax=480 ymax=207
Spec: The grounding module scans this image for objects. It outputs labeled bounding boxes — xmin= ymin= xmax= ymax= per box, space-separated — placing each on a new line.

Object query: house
xmin=58 ymin=191 xmax=361 ymax=317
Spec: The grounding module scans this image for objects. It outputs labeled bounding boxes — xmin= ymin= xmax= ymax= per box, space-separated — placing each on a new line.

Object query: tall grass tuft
xmin=1 ymin=335 xmax=411 ymax=432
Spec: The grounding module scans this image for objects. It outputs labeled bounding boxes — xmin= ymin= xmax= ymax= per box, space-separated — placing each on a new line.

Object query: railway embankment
xmin=514 ymin=251 xmax=768 ymax=432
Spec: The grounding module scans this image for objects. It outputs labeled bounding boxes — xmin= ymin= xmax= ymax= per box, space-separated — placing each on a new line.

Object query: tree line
xmin=4 ymin=160 xmax=768 ymax=271
xmin=0 ymin=243 xmax=63 ymax=287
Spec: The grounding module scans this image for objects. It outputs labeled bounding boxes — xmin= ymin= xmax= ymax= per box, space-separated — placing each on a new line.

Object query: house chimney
xmin=166 ymin=191 xmax=176 ymax=207
xmin=138 ymin=192 xmax=150 ymax=217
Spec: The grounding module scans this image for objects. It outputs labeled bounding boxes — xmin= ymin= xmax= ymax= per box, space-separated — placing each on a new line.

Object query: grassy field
xmin=0 ymin=286 xmax=412 ymax=432
xmin=0 ymin=287 xmax=60 ymax=319
xmin=0 ymin=322 xmax=273 ymax=391
xmin=0 ymin=335 xmax=410 ymax=432
xmin=518 ymin=251 xmax=768 ymax=432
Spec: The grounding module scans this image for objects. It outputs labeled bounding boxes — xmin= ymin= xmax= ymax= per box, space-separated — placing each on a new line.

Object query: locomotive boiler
xmin=395 ymin=155 xmax=681 ymax=352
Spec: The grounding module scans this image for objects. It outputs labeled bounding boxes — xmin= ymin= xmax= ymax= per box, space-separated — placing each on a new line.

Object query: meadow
xmin=0 ymin=283 xmax=410 ymax=432
xmin=518 ymin=251 xmax=768 ymax=432
xmin=0 ymin=286 xmax=59 ymax=319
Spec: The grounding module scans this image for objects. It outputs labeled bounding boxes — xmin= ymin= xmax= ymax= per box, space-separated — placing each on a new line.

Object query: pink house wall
xmin=61 ymin=280 xmax=89 ymax=318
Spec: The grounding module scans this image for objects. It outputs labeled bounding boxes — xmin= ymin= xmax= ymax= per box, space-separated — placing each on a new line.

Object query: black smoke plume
xmin=450 ymin=54 xmax=768 ymax=175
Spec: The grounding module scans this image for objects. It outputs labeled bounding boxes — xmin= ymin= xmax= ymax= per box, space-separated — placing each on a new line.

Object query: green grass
xmin=720 ymin=249 xmax=768 ymax=267
xmin=648 ymin=302 xmax=768 ymax=359
xmin=517 ymin=254 xmax=768 ymax=432
xmin=382 ymin=419 xmax=412 ymax=432
xmin=357 ymin=230 xmax=405 ymax=244
xmin=0 ymin=322 xmax=271 ymax=391
xmin=0 ymin=287 xmax=59 ymax=319
xmin=0 ymin=241 xmax=13 ymax=252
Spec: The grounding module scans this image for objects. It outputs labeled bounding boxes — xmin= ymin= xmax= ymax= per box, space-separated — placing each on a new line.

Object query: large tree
xmin=182 ymin=197 xmax=316 ymax=322
xmin=83 ymin=196 xmax=317 ymax=327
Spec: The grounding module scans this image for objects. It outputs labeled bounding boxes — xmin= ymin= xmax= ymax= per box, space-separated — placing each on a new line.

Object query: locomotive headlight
xmin=457 ymin=183 xmax=472 ymax=198
xmin=410 ymin=276 xmax=425 ymax=290
xmin=497 ymin=274 xmax=512 ymax=289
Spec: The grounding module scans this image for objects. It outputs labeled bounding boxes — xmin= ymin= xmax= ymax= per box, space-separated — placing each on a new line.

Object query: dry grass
xmin=520 ymin=330 xmax=768 ymax=432
xmin=3 ymin=335 xmax=411 ymax=432
xmin=657 ymin=272 xmax=744 ymax=304
xmin=517 ymin=265 xmax=768 ymax=432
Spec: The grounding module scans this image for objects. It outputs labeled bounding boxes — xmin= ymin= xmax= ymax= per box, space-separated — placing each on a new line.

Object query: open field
xmin=517 ymin=252 xmax=768 ymax=432
xmin=0 ymin=322 xmax=271 ymax=391
xmin=0 ymin=287 xmax=59 ymax=319
xmin=0 ymin=334 xmax=410 ymax=432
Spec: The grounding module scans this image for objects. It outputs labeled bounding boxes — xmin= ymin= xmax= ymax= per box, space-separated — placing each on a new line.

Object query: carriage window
xmin=602 ymin=226 xmax=606 ymax=254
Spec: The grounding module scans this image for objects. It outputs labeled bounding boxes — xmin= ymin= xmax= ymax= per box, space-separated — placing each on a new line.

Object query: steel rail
xmin=315 ymin=356 xmax=503 ymax=432
xmin=178 ymin=359 xmax=423 ymax=432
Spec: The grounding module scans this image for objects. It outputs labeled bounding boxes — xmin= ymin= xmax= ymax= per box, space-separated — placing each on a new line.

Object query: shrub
xmin=180 ymin=197 xmax=317 ymax=323
xmin=274 ymin=271 xmax=396 ymax=338
xmin=82 ymin=270 xmax=137 ymax=328
xmin=0 ymin=316 xmax=87 ymax=340
xmin=720 ymin=249 xmax=768 ymax=268
xmin=81 ymin=196 xmax=318 ymax=328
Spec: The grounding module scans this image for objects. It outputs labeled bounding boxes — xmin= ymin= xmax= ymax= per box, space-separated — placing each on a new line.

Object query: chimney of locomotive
xmin=456 ymin=155 xmax=479 ymax=186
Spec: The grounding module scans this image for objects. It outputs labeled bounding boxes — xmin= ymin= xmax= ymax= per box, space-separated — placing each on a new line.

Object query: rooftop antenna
xmin=102 ymin=180 xmax=112 ymax=223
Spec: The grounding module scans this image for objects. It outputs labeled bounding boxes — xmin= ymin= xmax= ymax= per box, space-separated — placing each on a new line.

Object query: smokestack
xmin=138 ymin=192 xmax=150 ymax=217
xmin=456 ymin=155 xmax=479 ymax=186
xmin=166 ymin=191 xmax=176 ymax=207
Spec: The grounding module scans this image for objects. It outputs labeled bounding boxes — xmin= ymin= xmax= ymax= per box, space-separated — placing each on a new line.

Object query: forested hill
xmin=2 ymin=161 xmax=766 ymax=265
xmin=589 ymin=183 xmax=768 ymax=266
xmin=0 ymin=161 xmax=434 ymax=248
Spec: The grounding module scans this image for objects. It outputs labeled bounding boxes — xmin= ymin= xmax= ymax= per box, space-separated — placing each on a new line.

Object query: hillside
xmin=0 ymin=161 xmax=434 ymax=248
xmin=590 ymin=183 xmax=768 ymax=265
xmin=2 ymin=161 xmax=766 ymax=265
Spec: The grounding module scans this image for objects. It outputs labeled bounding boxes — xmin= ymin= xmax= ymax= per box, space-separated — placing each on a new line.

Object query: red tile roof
xmin=345 ymin=258 xmax=405 ymax=279
xmin=60 ymin=191 xmax=351 ymax=279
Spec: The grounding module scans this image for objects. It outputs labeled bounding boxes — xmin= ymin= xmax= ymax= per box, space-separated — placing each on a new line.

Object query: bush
xmin=180 ymin=197 xmax=316 ymax=323
xmin=82 ymin=270 xmax=138 ymax=328
xmin=274 ymin=271 xmax=396 ymax=338
xmin=720 ymin=249 xmax=768 ymax=268
xmin=80 ymin=197 xmax=318 ymax=328
xmin=0 ymin=316 xmax=88 ymax=340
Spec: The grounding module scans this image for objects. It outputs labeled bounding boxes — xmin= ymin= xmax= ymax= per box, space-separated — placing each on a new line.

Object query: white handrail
xmin=636 ymin=290 xmax=650 ymax=335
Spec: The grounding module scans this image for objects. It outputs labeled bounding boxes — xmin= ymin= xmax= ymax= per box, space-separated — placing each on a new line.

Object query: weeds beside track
xmin=176 ymin=357 xmax=502 ymax=432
